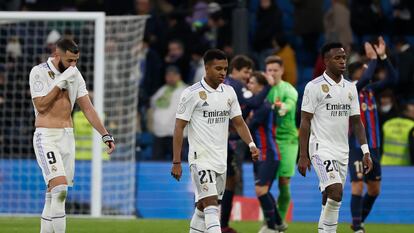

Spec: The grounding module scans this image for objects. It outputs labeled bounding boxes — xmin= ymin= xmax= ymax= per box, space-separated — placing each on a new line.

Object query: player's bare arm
xmin=350 ymin=115 xmax=373 ymax=174
xmin=231 ymin=115 xmax=259 ymax=161
xmin=298 ymin=111 xmax=313 ymax=177
xmin=171 ymin=118 xmax=188 ymax=181
xmin=77 ymin=95 xmax=115 ymax=154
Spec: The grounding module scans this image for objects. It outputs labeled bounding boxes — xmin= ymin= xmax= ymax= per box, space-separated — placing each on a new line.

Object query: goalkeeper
xmin=29 ymin=38 xmax=115 ymax=233
xmin=265 ymin=56 xmax=299 ymax=222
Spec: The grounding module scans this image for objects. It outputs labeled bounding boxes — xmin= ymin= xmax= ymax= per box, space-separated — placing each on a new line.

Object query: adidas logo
xmin=325 ymin=94 xmax=332 ymax=99
xmin=202 ymin=101 xmax=209 ymax=106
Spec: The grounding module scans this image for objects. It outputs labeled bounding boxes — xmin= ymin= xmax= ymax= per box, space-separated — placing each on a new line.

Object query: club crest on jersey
xmin=348 ymin=92 xmax=353 ymax=101
xmin=361 ymin=103 xmax=367 ymax=111
xmin=321 ymin=84 xmax=329 ymax=93
xmin=329 ymin=173 xmax=335 ymax=180
xmin=227 ymin=98 xmax=232 ymax=108
xmin=48 ymin=71 xmax=55 ymax=79
xmin=51 ymin=165 xmax=57 ymax=172
xmin=199 ymin=91 xmax=207 ymax=100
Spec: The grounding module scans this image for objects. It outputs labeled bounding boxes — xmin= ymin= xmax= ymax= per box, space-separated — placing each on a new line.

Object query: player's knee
xmin=255 ymin=185 xmax=269 ymax=197
xmin=367 ymin=182 xmax=381 ymax=196
xmin=351 ymin=181 xmax=364 ymax=195
xmin=199 ymin=196 xmax=218 ymax=210
xmin=279 ymin=177 xmax=290 ymax=186
xmin=326 ymin=183 xmax=343 ymax=202
xmin=48 ymin=176 xmax=68 ymax=192
xmin=51 ymin=185 xmax=68 ymax=203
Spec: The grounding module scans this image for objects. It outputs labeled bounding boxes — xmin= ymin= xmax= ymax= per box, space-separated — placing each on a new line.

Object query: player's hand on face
xmin=171 ymin=163 xmax=182 ymax=181
xmin=264 ymin=72 xmax=275 ymax=86
xmin=363 ymin=153 xmax=373 ymax=174
xmin=250 ymin=146 xmax=260 ymax=162
xmin=298 ymin=155 xmax=311 ymax=177
xmin=106 ymin=141 xmax=115 ymax=154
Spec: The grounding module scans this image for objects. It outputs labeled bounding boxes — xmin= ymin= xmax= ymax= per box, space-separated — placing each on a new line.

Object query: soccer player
xmin=348 ymin=37 xmax=397 ymax=232
xmin=29 ymin=38 xmax=115 ymax=233
xmin=298 ymin=42 xmax=373 ymax=233
xmin=265 ymin=56 xmax=298 ymax=222
xmin=170 ymin=49 xmax=260 ymax=233
xmin=246 ymin=71 xmax=283 ymax=233
xmin=221 ymin=55 xmax=264 ymax=233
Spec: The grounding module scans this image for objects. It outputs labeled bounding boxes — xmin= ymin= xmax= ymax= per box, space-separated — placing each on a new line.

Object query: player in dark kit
xmin=348 ymin=37 xmax=397 ymax=233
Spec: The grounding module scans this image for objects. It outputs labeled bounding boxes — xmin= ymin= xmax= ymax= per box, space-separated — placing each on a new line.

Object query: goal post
xmin=0 ymin=12 xmax=148 ymax=217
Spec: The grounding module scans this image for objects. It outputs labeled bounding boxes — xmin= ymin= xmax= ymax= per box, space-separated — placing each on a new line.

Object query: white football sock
xmin=318 ymin=204 xmax=325 ymax=233
xmin=40 ymin=192 xmax=53 ymax=233
xmin=204 ymin=205 xmax=221 ymax=233
xmin=322 ymin=198 xmax=341 ymax=233
xmin=190 ymin=208 xmax=205 ymax=233
xmin=51 ymin=185 xmax=68 ymax=233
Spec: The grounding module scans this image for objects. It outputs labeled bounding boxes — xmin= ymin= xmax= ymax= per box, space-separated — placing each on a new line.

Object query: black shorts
xmin=349 ymin=147 xmax=382 ymax=182
xmin=253 ymin=160 xmax=279 ymax=187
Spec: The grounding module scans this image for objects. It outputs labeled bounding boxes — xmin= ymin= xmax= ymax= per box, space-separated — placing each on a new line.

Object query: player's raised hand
xmin=298 ymin=155 xmax=311 ymax=177
xmin=374 ymin=36 xmax=386 ymax=58
xmin=171 ymin=163 xmax=182 ymax=181
xmin=363 ymin=153 xmax=373 ymax=174
xmin=250 ymin=146 xmax=260 ymax=162
xmin=364 ymin=42 xmax=377 ymax=60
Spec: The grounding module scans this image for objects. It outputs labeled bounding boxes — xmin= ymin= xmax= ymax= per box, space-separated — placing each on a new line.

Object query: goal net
xmin=0 ymin=12 xmax=147 ymax=216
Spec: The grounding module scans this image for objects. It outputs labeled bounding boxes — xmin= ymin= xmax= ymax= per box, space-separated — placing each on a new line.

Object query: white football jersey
xmin=176 ymin=78 xmax=242 ymax=174
xmin=301 ymin=72 xmax=360 ymax=157
xmin=29 ymin=57 xmax=88 ymax=117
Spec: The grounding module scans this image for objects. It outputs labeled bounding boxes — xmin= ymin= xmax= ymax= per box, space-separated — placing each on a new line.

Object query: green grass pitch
xmin=0 ymin=217 xmax=413 ymax=233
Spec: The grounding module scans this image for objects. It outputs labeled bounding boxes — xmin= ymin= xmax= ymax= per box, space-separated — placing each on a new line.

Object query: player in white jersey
xmin=298 ymin=43 xmax=373 ymax=233
xmin=29 ymin=38 xmax=115 ymax=233
xmin=171 ymin=49 xmax=259 ymax=233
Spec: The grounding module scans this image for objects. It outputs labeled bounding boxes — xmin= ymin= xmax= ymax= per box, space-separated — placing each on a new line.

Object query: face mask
xmin=381 ymin=104 xmax=392 ymax=113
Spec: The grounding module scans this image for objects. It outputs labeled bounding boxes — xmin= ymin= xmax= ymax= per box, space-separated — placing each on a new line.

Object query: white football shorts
xmin=190 ymin=164 xmax=226 ymax=203
xmin=309 ymin=143 xmax=348 ymax=192
xmin=33 ymin=128 xmax=75 ymax=186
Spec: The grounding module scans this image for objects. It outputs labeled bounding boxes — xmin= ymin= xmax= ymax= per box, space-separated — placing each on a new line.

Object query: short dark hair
xmin=264 ymin=55 xmax=283 ymax=67
xmin=251 ymin=71 xmax=267 ymax=86
xmin=348 ymin=61 xmax=364 ymax=80
xmin=230 ymin=55 xmax=254 ymax=72
xmin=56 ymin=38 xmax=79 ymax=54
xmin=203 ymin=49 xmax=227 ymax=64
xmin=321 ymin=42 xmax=343 ymax=58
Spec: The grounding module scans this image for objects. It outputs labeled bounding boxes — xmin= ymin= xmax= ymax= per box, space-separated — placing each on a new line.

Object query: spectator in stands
xmin=203 ymin=2 xmax=232 ymax=52
xmin=189 ymin=44 xmax=207 ymax=84
xmin=324 ymin=0 xmax=353 ymax=49
xmin=165 ymin=10 xmax=195 ymax=55
xmin=273 ymin=35 xmax=298 ymax=86
xmin=351 ymin=0 xmax=385 ymax=37
xmin=135 ymin=0 xmax=166 ymax=55
xmin=381 ymin=100 xmax=414 ymax=166
xmin=138 ymin=36 xmax=163 ymax=132
xmin=291 ymin=0 xmax=324 ymax=65
xmin=149 ymin=66 xmax=187 ymax=160
xmin=390 ymin=0 xmax=414 ymax=35
xmin=378 ymin=89 xmax=399 ymax=129
xmin=252 ymin=0 xmax=283 ymax=70
xmin=393 ymin=37 xmax=414 ymax=100
xmin=164 ymin=39 xmax=191 ymax=83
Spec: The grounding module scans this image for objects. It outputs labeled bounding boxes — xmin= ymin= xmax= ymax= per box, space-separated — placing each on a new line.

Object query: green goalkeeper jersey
xmin=266 ymin=80 xmax=298 ymax=142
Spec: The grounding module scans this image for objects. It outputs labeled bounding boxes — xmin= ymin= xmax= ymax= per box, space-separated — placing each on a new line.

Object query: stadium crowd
xmin=0 ymin=0 xmax=413 ymax=165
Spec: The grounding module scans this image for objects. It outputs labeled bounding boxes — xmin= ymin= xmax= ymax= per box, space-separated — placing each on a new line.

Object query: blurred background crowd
xmin=0 ymin=0 xmax=413 ymax=164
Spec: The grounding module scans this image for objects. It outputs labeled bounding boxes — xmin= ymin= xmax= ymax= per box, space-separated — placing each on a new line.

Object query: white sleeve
xmin=176 ymin=88 xmax=197 ymax=121
xmin=76 ymin=73 xmax=88 ymax=99
xmin=229 ymin=87 xmax=242 ymax=119
xmin=29 ymin=66 xmax=49 ymax=99
xmin=301 ymin=82 xmax=318 ymax=114
xmin=350 ymin=84 xmax=360 ymax=116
